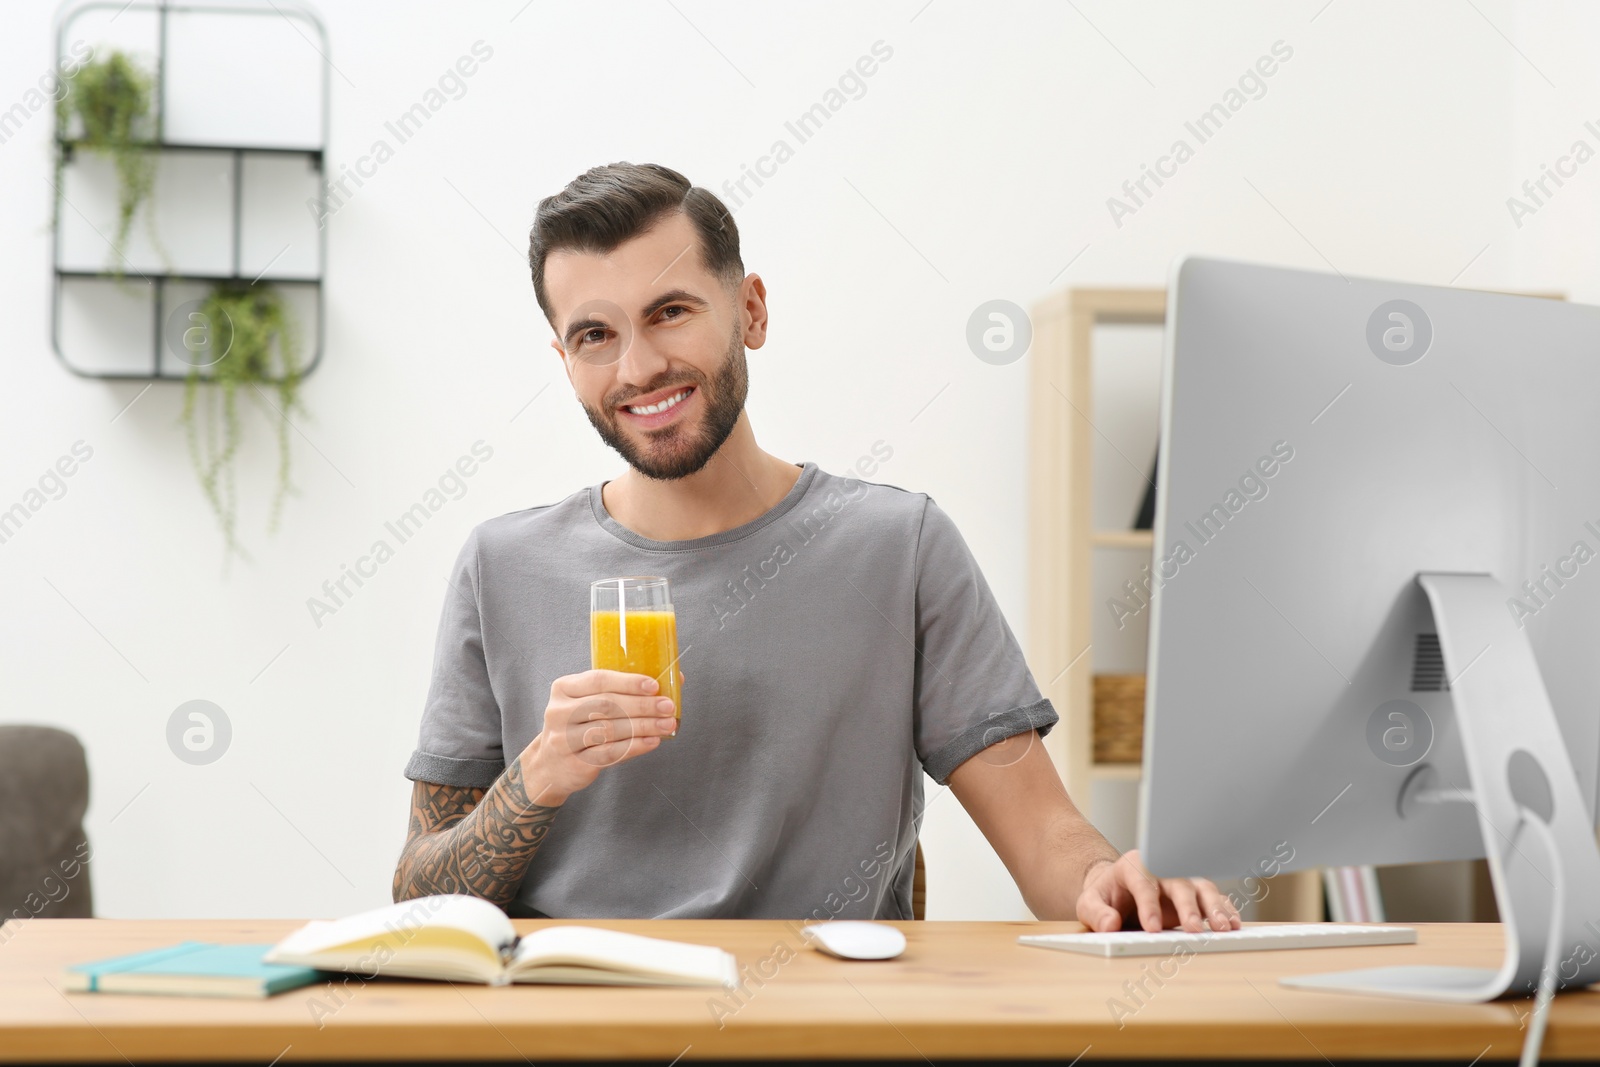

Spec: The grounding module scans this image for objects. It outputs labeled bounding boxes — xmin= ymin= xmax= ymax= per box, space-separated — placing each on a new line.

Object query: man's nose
xmin=613 ymin=324 xmax=670 ymax=388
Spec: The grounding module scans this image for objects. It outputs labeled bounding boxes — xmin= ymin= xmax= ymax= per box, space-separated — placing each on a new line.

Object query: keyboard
xmin=1018 ymin=923 xmax=1417 ymax=958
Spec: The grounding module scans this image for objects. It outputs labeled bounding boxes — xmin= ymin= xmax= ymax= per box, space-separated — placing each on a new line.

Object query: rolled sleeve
xmin=403 ymin=526 xmax=506 ymax=788
xmin=921 ymin=697 xmax=1059 ymax=786
xmin=911 ymin=498 xmax=1058 ymax=785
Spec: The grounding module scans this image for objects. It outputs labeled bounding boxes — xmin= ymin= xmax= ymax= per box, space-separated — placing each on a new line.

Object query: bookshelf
xmin=1026 ymin=283 xmax=1567 ymax=924
xmin=1025 ymin=286 xmax=1323 ymax=921
xmin=1026 ymin=286 xmax=1164 ymax=799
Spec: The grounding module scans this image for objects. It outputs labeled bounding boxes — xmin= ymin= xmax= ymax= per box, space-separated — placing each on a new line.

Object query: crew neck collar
xmin=588 ymin=462 xmax=819 ymax=552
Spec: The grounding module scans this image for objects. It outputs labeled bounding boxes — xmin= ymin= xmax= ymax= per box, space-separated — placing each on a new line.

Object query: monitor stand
xmin=1280 ymin=572 xmax=1600 ymax=1002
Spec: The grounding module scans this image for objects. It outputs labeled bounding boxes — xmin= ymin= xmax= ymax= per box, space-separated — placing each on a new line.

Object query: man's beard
xmin=581 ymin=327 xmax=749 ymax=482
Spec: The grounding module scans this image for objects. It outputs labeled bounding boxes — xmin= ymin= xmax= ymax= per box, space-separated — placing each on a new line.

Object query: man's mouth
xmin=618 ymin=385 xmax=696 ymax=427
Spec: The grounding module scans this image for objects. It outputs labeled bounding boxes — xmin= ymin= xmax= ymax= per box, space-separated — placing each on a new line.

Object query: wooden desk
xmin=2 ymin=919 xmax=1598 ymax=1063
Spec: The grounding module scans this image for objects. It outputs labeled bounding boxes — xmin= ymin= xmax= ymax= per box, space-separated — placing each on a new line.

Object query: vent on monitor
xmin=1411 ymin=633 xmax=1449 ymax=692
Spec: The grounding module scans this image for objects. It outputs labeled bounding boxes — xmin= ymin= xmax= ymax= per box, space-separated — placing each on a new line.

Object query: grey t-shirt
xmin=403 ymin=461 xmax=1057 ymax=920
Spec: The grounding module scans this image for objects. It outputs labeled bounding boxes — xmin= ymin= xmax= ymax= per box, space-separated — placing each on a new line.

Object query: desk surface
xmin=1 ymin=918 xmax=1597 ymax=1062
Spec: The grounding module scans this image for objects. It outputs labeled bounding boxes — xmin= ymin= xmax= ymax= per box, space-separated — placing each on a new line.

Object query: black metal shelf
xmin=58 ymin=138 xmax=323 ymax=162
xmin=51 ymin=1 xmax=329 ymax=383
xmin=54 ymin=273 xmax=323 ymax=382
xmin=57 ymin=269 xmax=322 ymax=285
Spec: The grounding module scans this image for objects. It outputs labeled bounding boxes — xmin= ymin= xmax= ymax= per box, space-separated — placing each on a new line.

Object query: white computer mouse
xmin=801 ymin=921 xmax=907 ymax=960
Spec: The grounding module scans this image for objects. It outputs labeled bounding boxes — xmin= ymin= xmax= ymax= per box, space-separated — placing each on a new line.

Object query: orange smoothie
xmin=591 ymin=609 xmax=683 ymax=734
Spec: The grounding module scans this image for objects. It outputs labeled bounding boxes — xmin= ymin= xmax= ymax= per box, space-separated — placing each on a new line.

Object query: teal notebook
xmin=64 ymin=942 xmax=321 ymax=998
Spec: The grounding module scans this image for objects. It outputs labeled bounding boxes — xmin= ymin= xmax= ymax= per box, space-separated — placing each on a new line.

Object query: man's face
xmin=545 ymin=212 xmax=765 ymax=481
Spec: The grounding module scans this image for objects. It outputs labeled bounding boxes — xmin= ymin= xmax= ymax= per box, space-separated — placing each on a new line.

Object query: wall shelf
xmin=51 ymin=0 xmax=329 ymax=381
xmin=56 ymin=269 xmax=321 ymax=284
xmin=59 ymin=139 xmax=323 ymax=160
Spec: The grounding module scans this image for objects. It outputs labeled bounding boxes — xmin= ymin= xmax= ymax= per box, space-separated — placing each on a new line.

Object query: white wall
xmin=0 ymin=0 xmax=1584 ymax=921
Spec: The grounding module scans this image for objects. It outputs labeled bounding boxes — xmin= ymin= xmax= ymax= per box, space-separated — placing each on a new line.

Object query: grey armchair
xmin=0 ymin=725 xmax=92 ymax=924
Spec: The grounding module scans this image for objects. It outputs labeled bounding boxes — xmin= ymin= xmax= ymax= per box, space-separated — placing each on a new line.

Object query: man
xmin=393 ymin=162 xmax=1239 ymax=933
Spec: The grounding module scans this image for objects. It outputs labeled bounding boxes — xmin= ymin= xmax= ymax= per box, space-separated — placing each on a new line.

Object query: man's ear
xmin=740 ymin=273 xmax=769 ymax=350
xmin=550 ymin=337 xmax=574 ymax=383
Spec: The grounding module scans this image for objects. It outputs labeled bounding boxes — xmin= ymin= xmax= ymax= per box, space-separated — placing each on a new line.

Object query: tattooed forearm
xmin=392 ymin=758 xmax=562 ymax=907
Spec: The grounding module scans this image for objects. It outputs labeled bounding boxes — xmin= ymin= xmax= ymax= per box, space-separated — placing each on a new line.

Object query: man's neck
xmin=600 ymin=418 xmax=803 ymax=542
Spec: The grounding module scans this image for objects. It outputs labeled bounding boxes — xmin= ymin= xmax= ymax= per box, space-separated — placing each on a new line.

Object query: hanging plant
xmin=55 ymin=50 xmax=156 ymax=270
xmin=179 ymin=284 xmax=306 ymax=561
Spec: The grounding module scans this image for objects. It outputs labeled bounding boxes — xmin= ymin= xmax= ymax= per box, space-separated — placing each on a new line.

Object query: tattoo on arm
xmin=392 ymin=758 xmax=562 ymax=907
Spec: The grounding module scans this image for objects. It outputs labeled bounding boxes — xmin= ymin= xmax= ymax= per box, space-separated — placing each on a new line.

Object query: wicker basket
xmin=1092 ymin=673 xmax=1146 ymax=763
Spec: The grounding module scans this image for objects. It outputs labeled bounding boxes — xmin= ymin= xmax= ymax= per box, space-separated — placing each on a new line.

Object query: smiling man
xmin=392 ymin=162 xmax=1239 ymax=932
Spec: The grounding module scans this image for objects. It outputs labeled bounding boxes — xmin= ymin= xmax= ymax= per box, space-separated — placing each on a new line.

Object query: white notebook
xmin=264 ymin=894 xmax=739 ymax=988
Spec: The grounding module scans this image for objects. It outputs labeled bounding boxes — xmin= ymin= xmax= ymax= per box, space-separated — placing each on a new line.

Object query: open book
xmin=263 ymin=895 xmax=738 ymax=988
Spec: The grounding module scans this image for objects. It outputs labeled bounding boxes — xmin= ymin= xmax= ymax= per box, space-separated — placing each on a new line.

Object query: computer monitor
xmin=1138 ymin=256 xmax=1600 ymax=1001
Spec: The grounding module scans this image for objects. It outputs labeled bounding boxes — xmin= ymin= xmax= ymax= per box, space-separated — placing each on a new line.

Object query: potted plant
xmin=178 ymin=283 xmax=306 ymax=562
xmin=55 ymin=50 xmax=157 ymax=270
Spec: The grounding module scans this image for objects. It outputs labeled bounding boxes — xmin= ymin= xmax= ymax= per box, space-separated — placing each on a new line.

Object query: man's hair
xmin=528 ymin=162 xmax=743 ymax=326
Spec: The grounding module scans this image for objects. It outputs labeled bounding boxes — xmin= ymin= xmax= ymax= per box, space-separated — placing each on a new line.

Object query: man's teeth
xmin=626 ymin=389 xmax=690 ymax=416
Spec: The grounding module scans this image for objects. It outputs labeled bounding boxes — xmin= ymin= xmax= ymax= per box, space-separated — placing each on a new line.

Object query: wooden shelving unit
xmin=1090 ymin=529 xmax=1153 ymax=550
xmin=1026 ymin=286 xmax=1165 ymax=801
xmin=1025 ymin=286 xmax=1323 ymax=920
xmin=1026 ymin=283 xmax=1569 ymax=923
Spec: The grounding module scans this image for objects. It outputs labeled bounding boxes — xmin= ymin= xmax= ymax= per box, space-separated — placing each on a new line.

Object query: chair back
xmin=0 ymin=725 xmax=93 ymax=923
xmin=912 ymin=841 xmax=925 ymax=920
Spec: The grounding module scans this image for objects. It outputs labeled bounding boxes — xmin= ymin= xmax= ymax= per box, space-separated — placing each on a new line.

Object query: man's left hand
xmin=1075 ymin=849 xmax=1242 ymax=933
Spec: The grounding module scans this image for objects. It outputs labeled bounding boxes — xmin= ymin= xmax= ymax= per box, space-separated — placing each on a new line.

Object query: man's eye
xmin=582 ymin=328 xmax=608 ymax=346
xmin=659 ymin=306 xmax=685 ymax=321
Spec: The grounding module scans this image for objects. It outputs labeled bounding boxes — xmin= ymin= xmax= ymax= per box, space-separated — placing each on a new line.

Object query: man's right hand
xmin=520 ymin=669 xmax=680 ymax=803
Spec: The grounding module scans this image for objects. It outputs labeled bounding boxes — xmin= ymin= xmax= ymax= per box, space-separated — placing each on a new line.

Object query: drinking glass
xmin=590 ymin=576 xmax=683 ymax=737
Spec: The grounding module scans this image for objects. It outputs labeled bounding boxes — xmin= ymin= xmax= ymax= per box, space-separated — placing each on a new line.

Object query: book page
xmin=268 ymin=895 xmax=515 ymax=961
xmin=510 ymin=926 xmax=736 ymax=986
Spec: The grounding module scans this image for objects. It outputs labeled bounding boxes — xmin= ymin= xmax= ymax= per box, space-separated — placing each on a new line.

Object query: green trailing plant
xmin=179 ymin=284 xmax=306 ymax=561
xmin=55 ymin=50 xmax=156 ymax=270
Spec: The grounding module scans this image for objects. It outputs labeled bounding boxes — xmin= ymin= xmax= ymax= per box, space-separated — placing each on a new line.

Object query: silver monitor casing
xmin=1138 ymin=257 xmax=1600 ymax=1001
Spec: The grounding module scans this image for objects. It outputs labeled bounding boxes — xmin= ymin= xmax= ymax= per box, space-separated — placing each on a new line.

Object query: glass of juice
xmin=590 ymin=576 xmax=683 ymax=737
